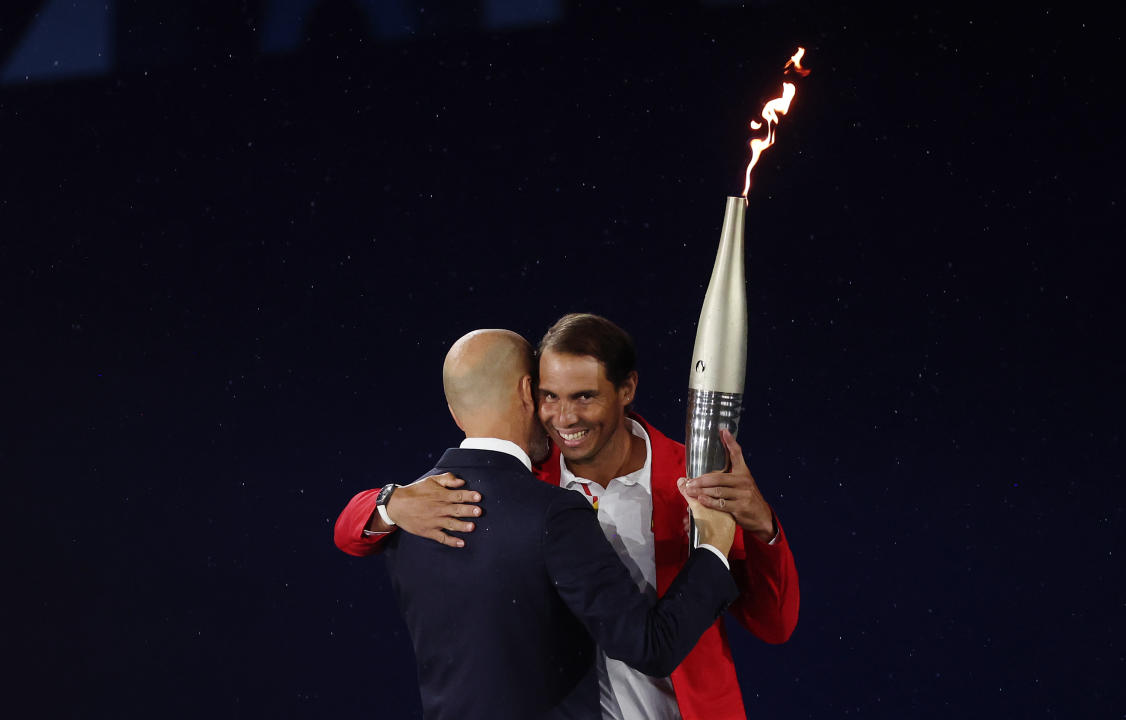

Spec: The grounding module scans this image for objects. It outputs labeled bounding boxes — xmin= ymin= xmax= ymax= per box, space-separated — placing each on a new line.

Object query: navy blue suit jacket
xmin=383 ymin=447 xmax=739 ymax=720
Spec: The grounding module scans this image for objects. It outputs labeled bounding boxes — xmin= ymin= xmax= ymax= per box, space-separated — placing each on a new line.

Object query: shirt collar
xmin=459 ymin=437 xmax=533 ymax=471
xmin=559 ymin=417 xmax=652 ymax=489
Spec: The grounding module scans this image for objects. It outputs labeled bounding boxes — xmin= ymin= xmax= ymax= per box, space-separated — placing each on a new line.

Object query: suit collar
xmin=438 ymin=447 xmax=533 ymax=474
xmin=459 ymin=437 xmax=532 ymax=470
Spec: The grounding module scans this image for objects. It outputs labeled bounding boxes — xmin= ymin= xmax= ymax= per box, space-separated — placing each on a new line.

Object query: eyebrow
xmin=538 ymin=387 xmax=600 ymax=399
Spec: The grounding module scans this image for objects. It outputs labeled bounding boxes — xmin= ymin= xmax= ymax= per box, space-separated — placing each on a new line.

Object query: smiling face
xmin=536 ymin=350 xmax=636 ymax=469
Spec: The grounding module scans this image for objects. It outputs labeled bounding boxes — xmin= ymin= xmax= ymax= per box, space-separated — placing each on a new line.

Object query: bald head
xmin=443 ymin=329 xmax=535 ymax=431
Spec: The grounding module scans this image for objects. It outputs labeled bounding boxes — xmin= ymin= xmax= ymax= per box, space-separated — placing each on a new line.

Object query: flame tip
xmin=784 ymin=46 xmax=811 ymax=77
xmin=739 ymin=47 xmax=811 ymax=195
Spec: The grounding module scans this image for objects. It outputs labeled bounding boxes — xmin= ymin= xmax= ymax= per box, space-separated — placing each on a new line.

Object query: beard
xmin=528 ymin=424 xmax=552 ymax=464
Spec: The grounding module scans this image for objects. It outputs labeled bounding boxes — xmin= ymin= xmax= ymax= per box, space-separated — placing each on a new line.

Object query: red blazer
xmin=333 ymin=413 xmax=800 ymax=720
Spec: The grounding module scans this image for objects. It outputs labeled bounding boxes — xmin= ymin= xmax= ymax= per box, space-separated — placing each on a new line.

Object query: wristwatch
xmin=375 ymin=483 xmax=398 ymax=527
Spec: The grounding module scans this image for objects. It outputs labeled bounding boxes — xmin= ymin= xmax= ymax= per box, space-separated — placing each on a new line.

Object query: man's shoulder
xmin=630 ymin=412 xmax=685 ymax=459
xmin=630 ymin=411 xmax=681 ymax=443
xmin=432 ymin=447 xmax=530 ymax=475
xmin=434 ymin=449 xmax=583 ymax=504
xmin=521 ymin=471 xmax=591 ymax=506
xmin=533 ymin=459 xmax=557 ymax=486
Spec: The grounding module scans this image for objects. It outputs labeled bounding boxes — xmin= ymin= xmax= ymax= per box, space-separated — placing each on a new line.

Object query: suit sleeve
xmin=727 ymin=516 xmax=799 ymax=643
xmin=544 ymin=493 xmax=739 ymax=678
xmin=333 ymin=488 xmax=393 ymax=557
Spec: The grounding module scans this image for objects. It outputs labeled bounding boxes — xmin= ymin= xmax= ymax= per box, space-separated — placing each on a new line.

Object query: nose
xmin=556 ymin=398 xmax=578 ymax=427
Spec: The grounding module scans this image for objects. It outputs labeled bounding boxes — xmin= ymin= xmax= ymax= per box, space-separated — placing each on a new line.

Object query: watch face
xmin=376 ymin=483 xmax=395 ymax=506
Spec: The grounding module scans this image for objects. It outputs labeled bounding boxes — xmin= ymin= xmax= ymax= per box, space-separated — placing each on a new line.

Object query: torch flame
xmin=784 ymin=47 xmax=811 ymax=77
xmin=741 ymin=46 xmax=810 ymax=198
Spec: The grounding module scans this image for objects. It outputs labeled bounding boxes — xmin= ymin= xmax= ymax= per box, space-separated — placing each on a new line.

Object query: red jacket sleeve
xmin=333 ymin=488 xmax=395 ymax=557
xmin=727 ymin=516 xmax=799 ymax=643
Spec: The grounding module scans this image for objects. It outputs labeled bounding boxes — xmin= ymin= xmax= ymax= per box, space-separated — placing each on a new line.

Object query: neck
xmin=567 ymin=420 xmax=645 ymax=488
xmin=463 ymin=417 xmax=531 ymax=458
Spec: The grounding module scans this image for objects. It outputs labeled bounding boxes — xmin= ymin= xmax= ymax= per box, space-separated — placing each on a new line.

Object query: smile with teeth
xmin=557 ymin=428 xmax=589 ymax=444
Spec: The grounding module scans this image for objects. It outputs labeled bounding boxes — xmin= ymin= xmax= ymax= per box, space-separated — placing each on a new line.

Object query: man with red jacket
xmin=335 ymin=313 xmax=799 ymax=719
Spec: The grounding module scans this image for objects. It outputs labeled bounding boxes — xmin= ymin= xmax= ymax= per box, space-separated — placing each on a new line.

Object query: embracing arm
xmin=545 ymin=487 xmax=739 ymax=677
xmin=333 ymin=473 xmax=483 ymax=556
xmin=334 ymin=487 xmax=390 ymax=557
xmin=728 ymin=519 xmax=800 ymax=643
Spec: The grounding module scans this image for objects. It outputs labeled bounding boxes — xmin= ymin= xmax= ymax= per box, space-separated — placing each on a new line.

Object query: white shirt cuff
xmin=698 ymin=543 xmax=731 ymax=570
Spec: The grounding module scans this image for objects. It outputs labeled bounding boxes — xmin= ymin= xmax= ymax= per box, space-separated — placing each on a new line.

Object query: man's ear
xmin=619 ymin=371 xmax=639 ymax=405
xmin=448 ymin=403 xmax=465 ymax=432
xmin=519 ymin=374 xmax=536 ymax=413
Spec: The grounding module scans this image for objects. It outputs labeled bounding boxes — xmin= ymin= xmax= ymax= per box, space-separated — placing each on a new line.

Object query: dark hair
xmin=538 ymin=313 xmax=637 ymax=387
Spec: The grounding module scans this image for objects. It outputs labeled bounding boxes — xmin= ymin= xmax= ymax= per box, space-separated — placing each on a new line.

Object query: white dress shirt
xmin=558 ymin=418 xmax=705 ymax=720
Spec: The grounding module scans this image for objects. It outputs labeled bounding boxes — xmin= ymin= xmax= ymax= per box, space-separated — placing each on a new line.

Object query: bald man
xmin=370 ymin=330 xmax=740 ymax=720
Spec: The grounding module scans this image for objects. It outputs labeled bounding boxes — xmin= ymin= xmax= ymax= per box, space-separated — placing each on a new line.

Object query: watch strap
xmin=375 ymin=483 xmax=399 ymax=527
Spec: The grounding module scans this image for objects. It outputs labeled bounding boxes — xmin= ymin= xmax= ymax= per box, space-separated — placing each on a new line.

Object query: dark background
xmin=4 ymin=1 xmax=1123 ymax=717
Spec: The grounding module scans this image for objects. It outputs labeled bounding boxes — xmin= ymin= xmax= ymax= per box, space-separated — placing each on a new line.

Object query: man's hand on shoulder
xmin=369 ymin=473 xmax=482 ymax=548
xmin=684 ymin=429 xmax=778 ymax=544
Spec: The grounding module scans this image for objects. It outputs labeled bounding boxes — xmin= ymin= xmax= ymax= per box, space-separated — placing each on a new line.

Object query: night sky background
xmin=4 ymin=1 xmax=1123 ymax=717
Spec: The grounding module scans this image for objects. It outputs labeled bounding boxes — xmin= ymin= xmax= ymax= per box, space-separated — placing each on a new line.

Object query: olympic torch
xmin=686 ymin=46 xmax=809 ymax=548
xmin=686 ymin=197 xmax=747 ymax=548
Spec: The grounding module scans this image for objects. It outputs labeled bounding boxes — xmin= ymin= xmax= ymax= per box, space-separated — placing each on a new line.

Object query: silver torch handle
xmin=686 ymin=196 xmax=748 ymax=549
xmin=686 ymin=391 xmax=743 ymax=547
